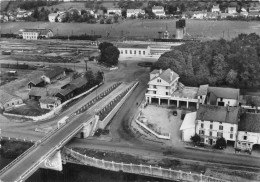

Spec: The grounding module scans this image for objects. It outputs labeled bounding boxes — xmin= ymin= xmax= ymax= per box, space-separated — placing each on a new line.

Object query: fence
xmin=63 ymin=147 xmax=228 ymax=182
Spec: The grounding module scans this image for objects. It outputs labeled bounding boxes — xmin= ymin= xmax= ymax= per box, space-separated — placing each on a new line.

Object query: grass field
xmin=2 ymin=19 xmax=260 ymax=40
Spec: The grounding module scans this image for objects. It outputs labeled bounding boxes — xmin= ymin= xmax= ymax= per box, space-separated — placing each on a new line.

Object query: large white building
xmin=21 ymin=29 xmax=54 ymax=40
xmin=48 ymin=13 xmax=58 ymax=22
xmin=126 ymin=9 xmax=145 ymax=18
xmin=236 ymin=113 xmax=260 ymax=152
xmin=196 ymin=104 xmax=239 ymax=146
xmin=180 ymin=112 xmax=196 ymax=142
xmin=211 ymin=5 xmax=220 ymax=13
xmin=152 ymin=6 xmax=165 ymax=17
xmin=117 ymin=44 xmax=151 ymax=57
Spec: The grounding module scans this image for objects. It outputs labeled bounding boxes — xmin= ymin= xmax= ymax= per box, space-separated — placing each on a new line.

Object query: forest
xmin=152 ymin=33 xmax=260 ymax=89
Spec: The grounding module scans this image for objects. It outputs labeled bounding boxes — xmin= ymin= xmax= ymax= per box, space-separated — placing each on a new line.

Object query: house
xmin=20 ymin=28 xmax=54 ymax=40
xmin=41 ymin=67 xmax=66 ymax=84
xmin=220 ymin=13 xmax=230 ymax=19
xmin=227 ymin=7 xmax=237 ymax=14
xmin=248 ymin=12 xmax=260 ymax=17
xmin=249 ymin=6 xmax=260 ymax=13
xmin=107 ymin=8 xmax=121 ymax=16
xmin=48 ymin=13 xmax=58 ymax=22
xmin=196 ymin=104 xmax=239 ymax=146
xmin=126 ymin=9 xmax=145 ymax=18
xmin=236 ymin=113 xmax=260 ymax=152
xmin=0 ymin=90 xmax=23 ymax=111
xmin=180 ymin=112 xmax=196 ymax=142
xmin=145 ymin=69 xmax=203 ymax=109
xmin=192 ymin=11 xmax=207 ymax=19
xmin=117 ymin=44 xmax=151 ymax=57
xmin=240 ymin=11 xmax=249 ymax=17
xmin=206 ymin=87 xmax=240 ymax=107
xmin=57 ymin=12 xmax=68 ymax=22
xmin=68 ymin=8 xmax=81 ymax=15
xmin=240 ymin=95 xmax=260 ymax=112
xmin=70 ymin=77 xmax=88 ymax=95
xmin=27 ymin=77 xmax=45 ymax=89
xmin=152 ymin=6 xmax=165 ymax=17
xmin=206 ymin=12 xmax=218 ymax=19
xmin=212 ymin=5 xmax=220 ymax=13
xmin=55 ymin=85 xmax=76 ymax=103
xmin=39 ymin=96 xmax=61 ymax=110
xmin=28 ymin=87 xmax=47 ymax=100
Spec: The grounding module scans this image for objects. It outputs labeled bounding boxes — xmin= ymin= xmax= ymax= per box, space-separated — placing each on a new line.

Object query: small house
xmin=39 ymin=96 xmax=61 ymax=110
xmin=41 ymin=67 xmax=66 ymax=84
xmin=28 ymin=87 xmax=47 ymax=100
xmin=27 ymin=77 xmax=45 ymax=89
xmin=0 ymin=90 xmax=23 ymax=111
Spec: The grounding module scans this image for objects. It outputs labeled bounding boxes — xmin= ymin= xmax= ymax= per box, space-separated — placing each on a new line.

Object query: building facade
xmin=117 ymin=44 xmax=151 ymax=57
xmin=152 ymin=6 xmax=165 ymax=17
xmin=212 ymin=5 xmax=220 ymax=13
xmin=21 ymin=29 xmax=54 ymax=40
xmin=196 ymin=105 xmax=239 ymax=146
xmin=0 ymin=90 xmax=23 ymax=111
xmin=107 ymin=8 xmax=121 ymax=16
xmin=48 ymin=13 xmax=58 ymax=22
xmin=126 ymin=9 xmax=145 ymax=18
xmin=39 ymin=96 xmax=61 ymax=110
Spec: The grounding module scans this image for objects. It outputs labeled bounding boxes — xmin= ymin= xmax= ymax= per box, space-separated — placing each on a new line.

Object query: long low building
xmin=117 ymin=44 xmax=151 ymax=57
xmin=0 ymin=90 xmax=23 ymax=111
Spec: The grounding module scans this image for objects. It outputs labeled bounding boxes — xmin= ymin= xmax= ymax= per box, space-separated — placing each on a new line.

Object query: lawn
xmin=2 ymin=19 xmax=260 ymax=40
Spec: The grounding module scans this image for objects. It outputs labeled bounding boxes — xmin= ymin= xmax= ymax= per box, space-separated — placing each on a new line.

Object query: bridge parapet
xmin=63 ymin=147 xmax=228 ymax=182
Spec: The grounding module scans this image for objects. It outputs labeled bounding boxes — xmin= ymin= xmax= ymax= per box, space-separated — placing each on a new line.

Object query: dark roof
xmin=196 ymin=105 xmax=239 ymax=124
xmin=208 ymin=87 xmax=240 ymax=100
xmin=28 ymin=77 xmax=43 ymax=85
xmin=70 ymin=77 xmax=88 ymax=88
xmin=240 ymin=95 xmax=260 ymax=107
xmin=39 ymin=96 xmax=60 ymax=104
xmin=239 ymin=113 xmax=260 ymax=133
xmin=28 ymin=87 xmax=47 ymax=97
xmin=43 ymin=67 xmax=65 ymax=79
xmin=21 ymin=28 xmax=52 ymax=35
xmin=151 ymin=69 xmax=179 ymax=84
xmin=117 ymin=44 xmax=149 ymax=49
xmin=0 ymin=90 xmax=21 ymax=105
xmin=57 ymin=85 xmax=77 ymax=96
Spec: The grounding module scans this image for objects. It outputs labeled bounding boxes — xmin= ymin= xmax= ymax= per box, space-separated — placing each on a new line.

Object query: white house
xmin=240 ymin=95 xmax=260 ymax=112
xmin=0 ymin=90 xmax=23 ymax=111
xmin=152 ymin=6 xmax=165 ymax=17
xmin=48 ymin=13 xmax=58 ymax=22
xmin=192 ymin=11 xmax=207 ymax=19
xmin=236 ymin=113 xmax=260 ymax=152
xmin=107 ymin=8 xmax=121 ymax=16
xmin=21 ymin=29 xmax=54 ymax=40
xmin=196 ymin=104 xmax=239 ymax=146
xmin=117 ymin=44 xmax=151 ymax=58
xmin=227 ymin=7 xmax=237 ymax=14
xmin=212 ymin=5 xmax=220 ymax=13
xmin=39 ymin=96 xmax=61 ymax=110
xmin=206 ymin=87 xmax=240 ymax=107
xmin=180 ymin=112 xmax=196 ymax=142
xmin=127 ymin=9 xmax=145 ymax=18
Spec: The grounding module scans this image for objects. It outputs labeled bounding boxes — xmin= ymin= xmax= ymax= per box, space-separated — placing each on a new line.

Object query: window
xmin=230 ymin=134 xmax=233 ymax=139
xmin=217 ymin=132 xmax=223 ymax=137
xmin=157 ymin=79 xmax=161 ymax=83
xmin=209 ymin=131 xmax=212 ymax=136
xmin=200 ymin=138 xmax=205 ymax=143
xmin=210 ymin=124 xmax=213 ymax=129
xmin=12 ymin=102 xmax=14 ymax=105
xmin=166 ymin=86 xmax=169 ymax=89
xmin=125 ymin=50 xmax=127 ymax=54
xmin=200 ymin=96 xmax=202 ymax=99
xmin=220 ymin=98 xmax=223 ymax=101
xmin=166 ymin=92 xmax=168 ymax=95
xmin=230 ymin=127 xmax=233 ymax=132
xmin=153 ymin=91 xmax=156 ymax=94
xmin=199 ymin=130 xmax=204 ymax=135
xmin=139 ymin=51 xmax=141 ymax=55
xmin=120 ymin=50 xmax=123 ymax=54
xmin=134 ymin=50 xmax=136 ymax=54
xmin=143 ymin=51 xmax=145 ymax=55
xmin=130 ymin=50 xmax=132 ymax=54
xmin=244 ymin=136 xmax=247 ymax=140
xmin=153 ymin=85 xmax=157 ymax=89
xmin=219 ymin=125 xmax=223 ymax=130
xmin=201 ymin=123 xmax=204 ymax=128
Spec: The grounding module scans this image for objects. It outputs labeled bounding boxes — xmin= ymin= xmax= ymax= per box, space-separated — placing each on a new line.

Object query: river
xmin=0 ymin=155 xmax=172 ymax=182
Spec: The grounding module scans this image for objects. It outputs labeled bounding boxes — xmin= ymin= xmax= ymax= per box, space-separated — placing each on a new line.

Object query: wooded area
xmin=152 ymin=33 xmax=260 ymax=89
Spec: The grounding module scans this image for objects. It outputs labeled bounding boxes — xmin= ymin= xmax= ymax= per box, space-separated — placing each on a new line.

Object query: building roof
xmin=152 ymin=6 xmax=164 ymax=10
xmin=107 ymin=8 xmax=121 ymax=11
xmin=57 ymin=85 xmax=77 ymax=96
xmin=197 ymin=84 xmax=209 ymax=96
xmin=150 ymin=69 xmax=179 ymax=84
xmin=43 ymin=66 xmax=65 ymax=79
xmin=0 ymin=90 xmax=21 ymax=105
xmin=150 ymin=69 xmax=160 ymax=74
xmin=127 ymin=9 xmax=144 ymax=13
xmin=28 ymin=77 xmax=43 ymax=85
xmin=180 ymin=112 xmax=196 ymax=130
xmin=196 ymin=105 xmax=239 ymax=124
xmin=117 ymin=44 xmax=149 ymax=49
xmin=240 ymin=95 xmax=260 ymax=107
xmin=20 ymin=28 xmax=53 ymax=35
xmin=228 ymin=7 xmax=236 ymax=10
xmin=39 ymin=96 xmax=60 ymax=104
xmin=208 ymin=87 xmax=240 ymax=100
xmin=70 ymin=77 xmax=88 ymax=88
xmin=239 ymin=113 xmax=260 ymax=133
xmin=48 ymin=13 xmax=58 ymax=17
xmin=212 ymin=5 xmax=219 ymax=9
xmin=28 ymin=87 xmax=47 ymax=97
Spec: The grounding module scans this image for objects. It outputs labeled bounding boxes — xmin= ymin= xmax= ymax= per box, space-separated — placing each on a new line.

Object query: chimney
xmin=227 ymin=102 xmax=230 ymax=112
xmin=159 ymin=69 xmax=162 ymax=74
xmin=170 ymin=71 xmax=173 ymax=81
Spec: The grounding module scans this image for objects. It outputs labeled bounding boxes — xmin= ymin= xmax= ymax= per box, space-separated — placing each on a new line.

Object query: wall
xmin=237 ymin=131 xmax=260 ymax=149
xmin=182 ymin=128 xmax=195 ymax=142
xmin=196 ymin=120 xmax=237 ymax=145
xmin=4 ymin=98 xmax=23 ymax=110
xmin=119 ymin=48 xmax=149 ymax=57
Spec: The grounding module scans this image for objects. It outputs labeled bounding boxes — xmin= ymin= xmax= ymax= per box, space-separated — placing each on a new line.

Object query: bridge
xmin=0 ymin=82 xmax=138 ymax=182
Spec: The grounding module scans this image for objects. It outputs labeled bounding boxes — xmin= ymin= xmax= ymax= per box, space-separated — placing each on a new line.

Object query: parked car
xmin=173 ymin=110 xmax=177 ymax=116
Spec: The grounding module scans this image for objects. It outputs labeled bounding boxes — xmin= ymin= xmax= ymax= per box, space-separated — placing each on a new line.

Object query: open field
xmin=2 ymin=19 xmax=260 ymax=40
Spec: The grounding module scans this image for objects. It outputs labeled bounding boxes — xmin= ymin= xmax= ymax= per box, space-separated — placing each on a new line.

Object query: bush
xmin=190 ymin=134 xmax=201 ymax=145
xmin=214 ymin=137 xmax=227 ymax=149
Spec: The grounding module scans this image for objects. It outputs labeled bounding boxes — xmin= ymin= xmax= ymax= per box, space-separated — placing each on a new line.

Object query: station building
xmin=117 ymin=44 xmax=151 ymax=58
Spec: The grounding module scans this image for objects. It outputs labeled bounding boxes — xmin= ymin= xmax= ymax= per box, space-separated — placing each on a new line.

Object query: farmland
xmin=1 ymin=19 xmax=260 ymax=40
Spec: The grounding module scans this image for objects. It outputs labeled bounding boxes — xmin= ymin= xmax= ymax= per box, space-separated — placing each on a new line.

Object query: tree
xmin=215 ymin=137 xmax=227 ymax=149
xmin=190 ymin=134 xmax=201 ymax=146
xmin=85 ymin=70 xmax=96 ymax=87
xmin=101 ymin=46 xmax=120 ymax=66
xmin=32 ymin=8 xmax=39 ymax=19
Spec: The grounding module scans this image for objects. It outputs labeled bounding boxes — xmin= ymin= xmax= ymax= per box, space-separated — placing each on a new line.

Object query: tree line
xmin=152 ymin=33 xmax=260 ymax=89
